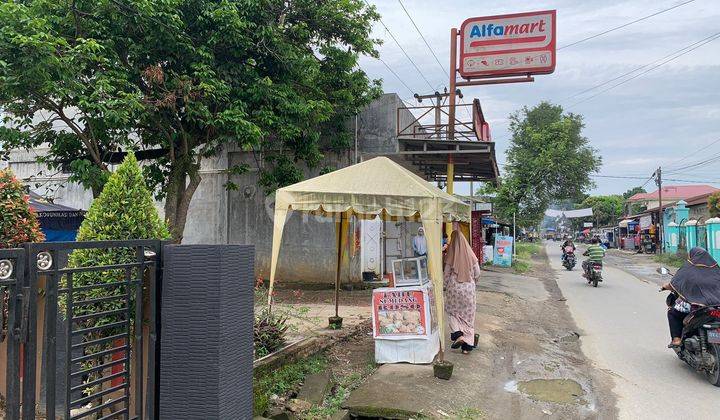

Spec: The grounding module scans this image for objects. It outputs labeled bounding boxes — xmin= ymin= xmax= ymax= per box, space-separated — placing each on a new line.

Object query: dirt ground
xmin=345 ymin=246 xmax=619 ymax=419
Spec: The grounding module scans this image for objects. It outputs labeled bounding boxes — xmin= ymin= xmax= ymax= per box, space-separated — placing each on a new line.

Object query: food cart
xmin=372 ymin=257 xmax=439 ymax=362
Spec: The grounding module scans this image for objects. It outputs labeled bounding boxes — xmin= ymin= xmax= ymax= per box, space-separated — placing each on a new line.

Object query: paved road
xmin=546 ymin=242 xmax=718 ymax=419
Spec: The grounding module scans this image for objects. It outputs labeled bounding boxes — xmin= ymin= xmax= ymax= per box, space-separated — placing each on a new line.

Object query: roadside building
xmin=621 ymin=185 xmax=720 ymax=251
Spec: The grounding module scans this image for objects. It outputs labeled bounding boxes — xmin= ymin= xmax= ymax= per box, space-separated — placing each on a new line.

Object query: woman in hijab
xmin=443 ymin=230 xmax=481 ymax=354
xmin=412 ymin=227 xmax=427 ymax=257
xmin=662 ymin=247 xmax=720 ymax=347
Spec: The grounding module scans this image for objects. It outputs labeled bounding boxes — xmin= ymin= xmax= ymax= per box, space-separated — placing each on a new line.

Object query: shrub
xmin=254 ymin=308 xmax=289 ymax=359
xmin=64 ymin=153 xmax=169 ymax=394
xmin=0 ymin=168 xmax=44 ymax=334
xmin=0 ymin=168 xmax=45 ymax=248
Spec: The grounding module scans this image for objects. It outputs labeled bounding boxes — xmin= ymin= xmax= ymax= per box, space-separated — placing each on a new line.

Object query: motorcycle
xmin=658 ymin=267 xmax=720 ymax=386
xmin=584 ymin=261 xmax=603 ymax=287
xmin=562 ymin=250 xmax=576 ymax=271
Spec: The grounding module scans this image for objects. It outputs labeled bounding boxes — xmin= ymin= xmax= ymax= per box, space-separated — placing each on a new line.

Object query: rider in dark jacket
xmin=662 ymin=247 xmax=720 ymax=347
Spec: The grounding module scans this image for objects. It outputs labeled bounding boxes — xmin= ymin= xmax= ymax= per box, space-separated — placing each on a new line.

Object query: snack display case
xmin=391 ymin=256 xmax=429 ymax=287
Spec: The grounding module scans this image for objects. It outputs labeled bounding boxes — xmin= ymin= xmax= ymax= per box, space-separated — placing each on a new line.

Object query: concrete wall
xmin=224 ymin=93 xmax=420 ymax=285
xmin=226 ymin=149 xmax=357 ymax=284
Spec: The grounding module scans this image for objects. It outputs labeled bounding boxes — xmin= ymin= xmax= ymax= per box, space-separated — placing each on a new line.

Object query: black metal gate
xmin=2 ymin=240 xmax=164 ymax=420
xmin=1 ymin=248 xmax=26 ymax=420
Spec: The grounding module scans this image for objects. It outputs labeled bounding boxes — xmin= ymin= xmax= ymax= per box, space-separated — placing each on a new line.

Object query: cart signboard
xmin=459 ymin=10 xmax=556 ymax=79
xmin=493 ymin=235 xmax=514 ymax=267
xmin=372 ymin=287 xmax=431 ymax=340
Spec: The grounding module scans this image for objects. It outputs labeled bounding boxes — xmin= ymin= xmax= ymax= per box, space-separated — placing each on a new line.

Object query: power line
xmin=397 ymin=0 xmax=449 ymax=78
xmin=664 ymin=151 xmax=720 ymax=174
xmin=664 ymin=136 xmax=720 ymax=170
xmin=558 ymin=0 xmax=697 ymax=50
xmin=563 ymin=32 xmax=720 ymax=102
xmin=367 ymin=1 xmax=436 ymax=91
xmin=376 ymin=56 xmax=415 ymax=96
xmin=591 ymin=174 xmax=720 ymax=184
xmin=567 ymin=31 xmax=720 ymax=108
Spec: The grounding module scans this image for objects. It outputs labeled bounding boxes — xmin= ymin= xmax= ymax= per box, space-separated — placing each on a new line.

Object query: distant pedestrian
xmin=412 ymin=227 xmax=427 ymax=257
xmin=443 ymin=231 xmax=481 ymax=354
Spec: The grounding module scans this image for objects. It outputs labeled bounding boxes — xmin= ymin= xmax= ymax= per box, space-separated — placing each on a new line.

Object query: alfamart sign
xmin=459 ymin=10 xmax=556 ymax=78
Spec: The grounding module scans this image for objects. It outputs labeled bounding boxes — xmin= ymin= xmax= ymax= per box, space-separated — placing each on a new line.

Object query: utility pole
xmin=657 ymin=167 xmax=664 ymax=250
xmin=445 ymin=28 xmax=459 ymax=237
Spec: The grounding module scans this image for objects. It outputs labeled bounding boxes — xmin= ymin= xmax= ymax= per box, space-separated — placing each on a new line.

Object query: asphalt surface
xmin=547 ymin=242 xmax=719 ymax=419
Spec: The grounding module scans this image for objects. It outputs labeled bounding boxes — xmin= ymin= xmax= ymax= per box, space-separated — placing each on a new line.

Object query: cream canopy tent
xmin=267 ymin=156 xmax=471 ymax=356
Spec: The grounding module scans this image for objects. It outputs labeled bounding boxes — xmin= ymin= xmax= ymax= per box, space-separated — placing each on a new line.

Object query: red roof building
xmin=627 ymin=185 xmax=719 ymax=204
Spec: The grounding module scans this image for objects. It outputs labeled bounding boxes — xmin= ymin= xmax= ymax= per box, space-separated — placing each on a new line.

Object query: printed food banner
xmin=493 ymin=235 xmax=514 ymax=267
xmin=372 ymin=287 xmax=431 ymax=340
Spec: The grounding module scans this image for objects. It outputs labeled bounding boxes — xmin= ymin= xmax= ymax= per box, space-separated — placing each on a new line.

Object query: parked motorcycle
xmin=658 ymin=267 xmax=720 ymax=386
xmin=562 ymin=251 xmax=576 ymax=271
xmin=584 ymin=261 xmax=603 ymax=287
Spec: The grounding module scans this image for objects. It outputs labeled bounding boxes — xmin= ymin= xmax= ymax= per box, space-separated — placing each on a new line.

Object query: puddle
xmin=517 ymin=379 xmax=585 ymax=405
xmin=504 ymin=380 xmax=518 ymax=392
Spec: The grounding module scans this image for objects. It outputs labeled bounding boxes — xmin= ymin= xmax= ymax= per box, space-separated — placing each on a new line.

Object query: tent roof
xmin=276 ymin=157 xmax=470 ymax=222
xmin=28 ymin=192 xmax=84 ymax=215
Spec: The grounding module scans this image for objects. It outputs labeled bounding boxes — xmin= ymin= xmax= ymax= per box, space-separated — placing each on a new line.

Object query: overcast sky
xmin=361 ymin=0 xmax=720 ymax=197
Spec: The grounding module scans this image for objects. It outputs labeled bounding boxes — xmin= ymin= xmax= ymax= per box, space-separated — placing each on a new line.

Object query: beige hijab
xmin=444 ymin=230 xmax=478 ymax=283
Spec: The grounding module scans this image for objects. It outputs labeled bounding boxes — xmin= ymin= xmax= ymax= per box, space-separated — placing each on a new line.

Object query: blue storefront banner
xmin=493 ymin=235 xmax=514 ymax=267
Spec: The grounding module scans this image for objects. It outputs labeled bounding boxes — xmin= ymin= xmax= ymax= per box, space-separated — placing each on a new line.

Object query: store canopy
xmin=268 ymin=157 xmax=471 ymax=356
xmin=28 ymin=192 xmax=85 ymax=241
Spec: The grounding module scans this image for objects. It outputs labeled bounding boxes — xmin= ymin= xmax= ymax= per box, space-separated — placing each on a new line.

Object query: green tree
xmin=622 ymin=187 xmax=647 ymax=215
xmin=486 ymin=102 xmax=602 ymax=226
xmin=0 ymin=168 xmax=45 ymax=248
xmin=708 ymin=191 xmax=720 ymax=218
xmin=0 ymin=0 xmax=381 ymax=242
xmin=576 ymin=195 xmax=624 ymax=228
xmin=622 ymin=187 xmax=646 ymax=200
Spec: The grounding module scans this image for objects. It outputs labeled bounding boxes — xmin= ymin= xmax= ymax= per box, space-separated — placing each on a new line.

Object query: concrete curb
xmin=253 ymin=319 xmax=371 ymax=377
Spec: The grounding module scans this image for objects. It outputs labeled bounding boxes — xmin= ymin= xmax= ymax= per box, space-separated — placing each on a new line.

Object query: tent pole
xmin=334 ymin=213 xmax=343 ymax=319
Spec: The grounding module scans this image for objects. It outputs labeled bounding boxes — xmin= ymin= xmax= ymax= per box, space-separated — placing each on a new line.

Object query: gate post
xmin=158 ymin=245 xmax=254 ymax=419
xmin=706 ymin=218 xmax=720 ymax=261
xmin=685 ymin=220 xmax=697 ymax=250
xmin=665 ymin=222 xmax=680 ymax=254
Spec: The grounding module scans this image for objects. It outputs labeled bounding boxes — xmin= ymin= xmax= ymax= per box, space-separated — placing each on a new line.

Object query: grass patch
xmin=511 ymin=259 xmax=531 ymax=274
xmin=302 ymin=355 xmax=378 ymax=419
xmin=515 ymin=242 xmax=541 ymax=259
xmin=512 ymin=242 xmax=540 ymax=274
xmin=654 ymin=251 xmax=687 ymax=269
xmin=253 ymin=354 xmax=328 ymax=415
xmin=455 ymin=407 xmax=487 ymax=419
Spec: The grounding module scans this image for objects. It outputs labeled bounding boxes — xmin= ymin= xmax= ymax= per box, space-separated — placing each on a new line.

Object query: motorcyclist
xmin=661 ymin=247 xmax=720 ymax=348
xmin=582 ymin=237 xmax=605 ymax=278
xmin=561 ymin=236 xmax=575 ymax=261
